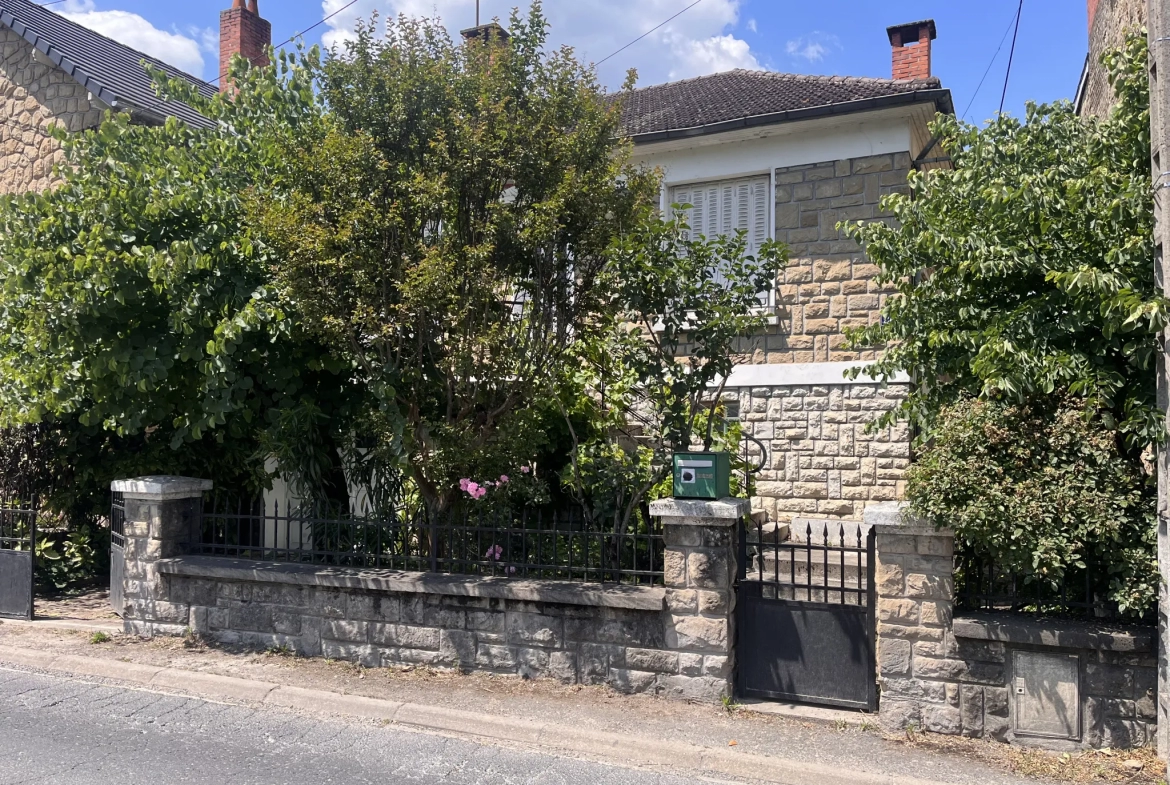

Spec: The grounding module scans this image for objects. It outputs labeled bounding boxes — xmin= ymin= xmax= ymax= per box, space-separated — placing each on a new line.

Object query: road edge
xmin=0 ymin=643 xmax=935 ymax=785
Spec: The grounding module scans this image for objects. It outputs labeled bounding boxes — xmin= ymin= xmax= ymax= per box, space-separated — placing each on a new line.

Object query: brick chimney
xmin=886 ymin=19 xmax=937 ymax=81
xmin=460 ymin=21 xmax=510 ymax=45
xmin=1087 ymin=0 xmax=1101 ymax=31
xmin=219 ymin=0 xmax=271 ymax=85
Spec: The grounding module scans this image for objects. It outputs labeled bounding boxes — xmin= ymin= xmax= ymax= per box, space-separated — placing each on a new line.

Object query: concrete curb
xmin=0 ymin=644 xmax=940 ymax=785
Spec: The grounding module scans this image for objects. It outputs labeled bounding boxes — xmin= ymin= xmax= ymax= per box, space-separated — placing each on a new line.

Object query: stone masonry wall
xmin=873 ymin=514 xmax=1157 ymax=749
xmin=167 ymin=572 xmax=702 ymax=694
xmin=1081 ymin=0 xmax=1145 ymax=119
xmin=0 ymin=25 xmax=106 ymax=194
xmin=766 ymin=152 xmax=908 ymax=365
xmin=733 ymin=382 xmax=910 ymax=524
xmin=120 ymin=483 xmax=743 ymax=704
xmin=677 ymin=151 xmax=910 ymax=365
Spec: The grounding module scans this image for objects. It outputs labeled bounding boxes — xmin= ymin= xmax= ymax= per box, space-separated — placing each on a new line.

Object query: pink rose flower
xmin=459 ymin=478 xmax=471 ymax=491
xmin=520 ymin=466 xmax=530 ymax=474
xmin=499 ymin=475 xmax=509 ymax=484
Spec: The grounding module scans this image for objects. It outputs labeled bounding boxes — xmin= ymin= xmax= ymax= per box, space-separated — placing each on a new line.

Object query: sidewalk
xmin=0 ymin=617 xmax=1160 ymax=785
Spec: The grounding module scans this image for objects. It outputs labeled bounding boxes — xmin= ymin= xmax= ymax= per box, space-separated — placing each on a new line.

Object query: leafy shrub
xmin=906 ymin=397 xmax=1157 ymax=616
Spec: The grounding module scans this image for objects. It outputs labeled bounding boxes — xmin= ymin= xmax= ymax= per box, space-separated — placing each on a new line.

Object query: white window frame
xmin=660 ymin=169 xmax=778 ymax=311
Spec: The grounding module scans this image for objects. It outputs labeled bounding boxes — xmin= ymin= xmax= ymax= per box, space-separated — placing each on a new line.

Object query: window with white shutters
xmin=670 ymin=175 xmax=772 ymax=304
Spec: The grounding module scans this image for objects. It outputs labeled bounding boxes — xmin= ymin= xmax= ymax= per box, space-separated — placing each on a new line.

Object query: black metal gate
xmin=736 ymin=517 xmax=877 ymax=710
xmin=109 ymin=492 xmax=125 ymax=617
xmin=0 ymin=489 xmax=36 ymax=620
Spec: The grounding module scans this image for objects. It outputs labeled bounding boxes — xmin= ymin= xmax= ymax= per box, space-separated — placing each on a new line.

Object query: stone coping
xmin=157 ymin=556 xmax=666 ymax=611
xmin=953 ymin=612 xmax=1155 ymax=653
xmin=111 ymin=476 xmax=212 ymax=501
xmin=649 ymin=497 xmax=749 ymax=523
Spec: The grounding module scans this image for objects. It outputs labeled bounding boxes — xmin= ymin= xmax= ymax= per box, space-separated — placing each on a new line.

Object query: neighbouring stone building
xmin=1078 ymin=0 xmax=1147 ymax=117
xmin=621 ymin=21 xmax=952 ymax=524
xmin=0 ymin=0 xmax=271 ymax=195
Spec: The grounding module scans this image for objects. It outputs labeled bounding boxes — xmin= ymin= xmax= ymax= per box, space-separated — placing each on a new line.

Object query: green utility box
xmin=672 ymin=451 xmax=731 ymax=500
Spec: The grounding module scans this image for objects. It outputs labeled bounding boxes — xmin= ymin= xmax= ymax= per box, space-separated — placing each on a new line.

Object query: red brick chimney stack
xmin=1088 ymin=0 xmax=1101 ymax=31
xmin=219 ymin=0 xmax=272 ymax=87
xmin=886 ymin=19 xmax=937 ymax=81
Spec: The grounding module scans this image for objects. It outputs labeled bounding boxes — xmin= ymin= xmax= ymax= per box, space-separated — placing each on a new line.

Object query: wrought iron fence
xmin=740 ymin=516 xmax=872 ymax=606
xmin=195 ymin=495 xmax=664 ymax=586
xmin=0 ymin=486 xmax=39 ymax=553
xmin=954 ymin=548 xmax=1150 ymax=623
xmin=110 ymin=492 xmax=125 ymax=551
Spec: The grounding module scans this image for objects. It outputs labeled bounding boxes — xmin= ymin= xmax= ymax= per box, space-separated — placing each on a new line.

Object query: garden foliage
xmin=0 ymin=2 xmax=781 ymax=551
xmin=844 ymin=33 xmax=1160 ymax=615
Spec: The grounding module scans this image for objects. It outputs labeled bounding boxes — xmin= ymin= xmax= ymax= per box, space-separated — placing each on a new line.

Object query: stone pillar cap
xmin=649 ymin=497 xmax=750 ymax=521
xmin=863 ymin=501 xmax=951 ymax=536
xmin=110 ymin=476 xmax=213 ymax=500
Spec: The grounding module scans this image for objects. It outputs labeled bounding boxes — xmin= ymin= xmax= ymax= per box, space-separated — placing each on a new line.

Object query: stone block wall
xmin=768 ymin=153 xmax=908 ymax=365
xmin=871 ymin=506 xmax=1158 ymax=749
xmin=733 ymin=382 xmax=910 ymax=523
xmin=117 ymin=479 xmax=744 ymax=704
xmin=674 ymin=151 xmax=910 ymax=366
xmin=0 ymin=26 xmax=106 ymax=194
xmin=1080 ymin=0 xmax=1145 ymax=119
xmin=165 ymin=570 xmax=697 ymax=695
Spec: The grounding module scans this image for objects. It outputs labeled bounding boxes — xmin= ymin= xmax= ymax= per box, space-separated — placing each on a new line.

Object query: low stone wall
xmin=870 ymin=504 xmax=1158 ymax=749
xmin=115 ymin=478 xmax=743 ymax=703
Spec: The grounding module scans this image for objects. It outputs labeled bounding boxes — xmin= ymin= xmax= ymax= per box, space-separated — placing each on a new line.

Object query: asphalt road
xmin=0 ymin=667 xmax=723 ymax=785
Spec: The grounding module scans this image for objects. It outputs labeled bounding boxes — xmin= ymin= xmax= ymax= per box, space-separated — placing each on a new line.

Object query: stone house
xmin=620 ymin=20 xmax=953 ymax=525
xmin=1077 ymin=0 xmax=1146 ymax=118
xmin=0 ymin=0 xmax=272 ymax=194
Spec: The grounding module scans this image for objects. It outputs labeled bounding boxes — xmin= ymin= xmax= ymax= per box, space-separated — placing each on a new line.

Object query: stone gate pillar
xmin=649 ymin=496 xmax=747 ymax=701
xmin=866 ymin=502 xmax=958 ymax=732
xmin=111 ymin=476 xmax=211 ymax=637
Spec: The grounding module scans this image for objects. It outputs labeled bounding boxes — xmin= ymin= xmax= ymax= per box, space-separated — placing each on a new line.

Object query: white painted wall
xmin=631 ymin=111 xmax=913 ymax=189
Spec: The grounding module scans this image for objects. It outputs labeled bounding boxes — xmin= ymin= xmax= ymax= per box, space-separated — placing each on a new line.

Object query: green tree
xmin=255 ymin=5 xmax=660 ymax=509
xmin=560 ymin=208 xmax=785 ymax=529
xmin=843 ymin=33 xmax=1163 ymax=454
xmin=0 ymin=49 xmax=355 ymax=501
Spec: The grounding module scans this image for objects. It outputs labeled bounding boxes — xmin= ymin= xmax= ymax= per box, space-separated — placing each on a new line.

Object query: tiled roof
xmin=618 ymin=69 xmax=950 ymax=140
xmin=0 ymin=0 xmax=216 ymax=128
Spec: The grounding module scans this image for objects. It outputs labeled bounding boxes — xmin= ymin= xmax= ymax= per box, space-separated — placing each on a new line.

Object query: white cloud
xmin=318 ymin=0 xmax=765 ymax=90
xmin=668 ymin=34 xmax=760 ymax=80
xmin=57 ymin=0 xmax=206 ymax=78
xmin=785 ymin=32 xmax=840 ymax=64
xmin=747 ymin=18 xmax=757 ymax=33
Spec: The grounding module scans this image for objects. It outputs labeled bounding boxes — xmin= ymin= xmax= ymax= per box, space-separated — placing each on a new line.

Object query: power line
xmin=210 ymin=0 xmax=360 ymax=86
xmin=273 ymin=0 xmax=360 ymax=50
xmin=595 ymin=0 xmax=705 ymax=67
xmin=998 ymin=0 xmax=1024 ymax=115
xmin=961 ymin=8 xmax=1021 ymax=121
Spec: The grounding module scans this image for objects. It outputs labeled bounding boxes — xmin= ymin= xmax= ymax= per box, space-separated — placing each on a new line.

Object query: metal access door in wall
xmin=736 ymin=517 xmax=877 ymax=711
xmin=109 ymin=492 xmax=125 ymax=617
xmin=0 ymin=489 xmax=36 ymax=620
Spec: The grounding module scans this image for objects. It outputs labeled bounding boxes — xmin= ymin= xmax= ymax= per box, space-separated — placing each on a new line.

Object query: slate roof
xmin=0 ymin=0 xmax=217 ymax=128
xmin=618 ymin=69 xmax=951 ymax=141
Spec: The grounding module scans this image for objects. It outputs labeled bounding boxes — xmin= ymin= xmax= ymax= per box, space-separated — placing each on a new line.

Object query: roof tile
xmin=617 ymin=69 xmax=944 ymax=137
xmin=0 ymin=0 xmax=216 ymax=128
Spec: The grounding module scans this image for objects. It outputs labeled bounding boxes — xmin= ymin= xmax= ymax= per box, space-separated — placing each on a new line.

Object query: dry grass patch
xmin=900 ymin=730 xmax=1166 ymax=784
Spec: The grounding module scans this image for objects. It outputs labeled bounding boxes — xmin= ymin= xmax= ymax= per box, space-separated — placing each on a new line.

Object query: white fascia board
xmin=714 ymin=361 xmax=910 ymax=388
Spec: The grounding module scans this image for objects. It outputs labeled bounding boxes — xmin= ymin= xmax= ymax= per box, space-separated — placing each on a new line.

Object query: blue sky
xmin=53 ymin=0 xmax=1092 ymax=127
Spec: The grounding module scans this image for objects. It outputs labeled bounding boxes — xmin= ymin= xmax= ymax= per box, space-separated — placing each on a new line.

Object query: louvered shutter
xmin=671 ymin=176 xmax=772 ymax=303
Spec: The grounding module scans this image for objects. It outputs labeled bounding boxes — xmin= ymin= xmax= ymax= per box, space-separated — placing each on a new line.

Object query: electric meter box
xmin=672 ymin=452 xmax=730 ymax=500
